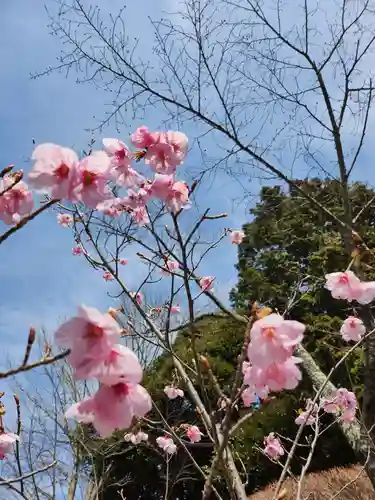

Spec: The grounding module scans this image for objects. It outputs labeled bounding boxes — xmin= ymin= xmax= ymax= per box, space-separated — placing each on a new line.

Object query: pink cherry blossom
xmin=96 ymin=198 xmax=123 ymax=218
xmin=247 ymin=314 xmax=305 ymax=367
xmin=71 ymin=151 xmax=111 ymax=208
xmin=28 ymin=143 xmax=78 ymax=199
xmin=144 ymin=131 xmax=188 ymax=175
xmin=103 ymin=138 xmax=144 ymax=188
xmin=322 ymin=388 xmax=357 ymax=422
xmin=123 ymin=187 xmax=152 ymax=209
xmin=103 ymin=138 xmax=131 ymax=171
xmin=0 ymin=432 xmax=19 ymax=460
xmin=164 ymin=386 xmax=184 ymax=399
xmin=150 ymin=174 xmax=190 ymax=213
xmin=166 ymin=180 xmax=190 ymax=213
xmin=124 ymin=431 xmax=148 ymax=444
xmin=243 ymin=357 xmax=302 ymax=392
xmin=325 ymin=271 xmax=363 ymax=302
xmin=0 ymin=177 xmax=34 ymax=225
xmin=72 ymin=245 xmax=83 ymax=256
xmin=119 ymin=259 xmax=128 ymax=265
xmin=199 ymin=276 xmax=215 ymax=292
xmin=150 ymin=174 xmax=174 ymax=199
xmin=73 ymin=343 xmax=142 ymax=385
xmin=103 ymin=272 xmax=114 ymax=281
xmin=170 ymin=304 xmax=181 ymax=313
xmin=340 ymin=317 xmax=366 ymax=342
xmin=65 ymin=382 xmax=152 ymax=437
xmin=130 ymin=292 xmax=143 ymax=305
xmin=156 ymin=435 xmax=177 ymax=455
xmin=186 ymin=425 xmax=203 ymax=443
xmin=231 ymin=230 xmax=245 ymax=244
xmin=54 ymin=305 xmax=121 ymax=369
xmin=295 ymin=399 xmax=318 ymax=426
xmin=57 ymin=213 xmax=73 ymax=227
xmin=130 ymin=126 xmax=155 ymax=149
xmin=263 ymin=432 xmax=284 ymax=460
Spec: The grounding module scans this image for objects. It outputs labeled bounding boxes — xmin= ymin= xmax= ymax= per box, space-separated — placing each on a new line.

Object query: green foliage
xmin=88 ymin=179 xmax=375 ymax=499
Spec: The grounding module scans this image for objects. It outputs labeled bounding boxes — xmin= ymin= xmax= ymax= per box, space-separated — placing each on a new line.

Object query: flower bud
xmin=28 ymin=327 xmax=36 ymax=345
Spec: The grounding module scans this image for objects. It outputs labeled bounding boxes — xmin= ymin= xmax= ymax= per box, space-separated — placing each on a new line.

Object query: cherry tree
xmin=0 ymin=122 xmax=374 ymax=500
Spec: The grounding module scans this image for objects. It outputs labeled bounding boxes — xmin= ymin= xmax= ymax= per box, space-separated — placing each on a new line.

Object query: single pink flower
xmin=0 ymin=432 xmax=19 ymax=460
xmin=130 ymin=292 xmax=143 ymax=305
xmin=156 ymin=435 xmax=177 ymax=455
xmin=186 ymin=425 xmax=203 ymax=443
xmin=231 ymin=230 xmax=245 ymax=244
xmin=295 ymin=399 xmax=318 ymax=426
xmin=199 ymin=276 xmax=215 ymax=292
xmin=247 ymin=314 xmax=305 ymax=367
xmin=130 ymin=126 xmax=155 ymax=149
xmin=103 ymin=138 xmax=144 ymax=188
xmin=119 ymin=258 xmax=128 ymax=265
xmin=150 ymin=174 xmax=191 ymax=213
xmin=54 ymin=305 xmax=121 ymax=368
xmin=103 ymin=272 xmax=114 ymax=281
xmin=170 ymin=304 xmax=181 ymax=313
xmin=72 ymin=245 xmax=83 ymax=256
xmin=57 ymin=213 xmax=73 ymax=227
xmin=340 ymin=317 xmax=365 ymax=342
xmin=144 ymin=131 xmax=188 ymax=175
xmin=164 ymin=386 xmax=184 ymax=399
xmin=325 ymin=271 xmax=363 ymax=302
xmin=28 ymin=143 xmax=78 ymax=199
xmin=263 ymin=432 xmax=284 ymax=460
xmin=244 ymin=357 xmax=302 ymax=392
xmin=71 ymin=151 xmax=111 ymax=208
xmin=0 ymin=177 xmax=34 ymax=225
xmin=103 ymin=138 xmax=131 ymax=170
xmin=65 ymin=382 xmax=152 ymax=437
xmin=150 ymin=174 xmax=174 ymax=199
xmin=166 ymin=180 xmax=190 ymax=213
xmin=73 ymin=343 xmax=143 ymax=385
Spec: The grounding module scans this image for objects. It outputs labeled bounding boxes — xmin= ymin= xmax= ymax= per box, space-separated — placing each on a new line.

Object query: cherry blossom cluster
xmin=242 ymin=313 xmax=305 ymax=406
xmin=0 ymin=128 xmax=191 ymax=227
xmin=263 ymin=387 xmax=357 ymax=460
xmin=53 ymin=305 xmax=152 ymax=437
